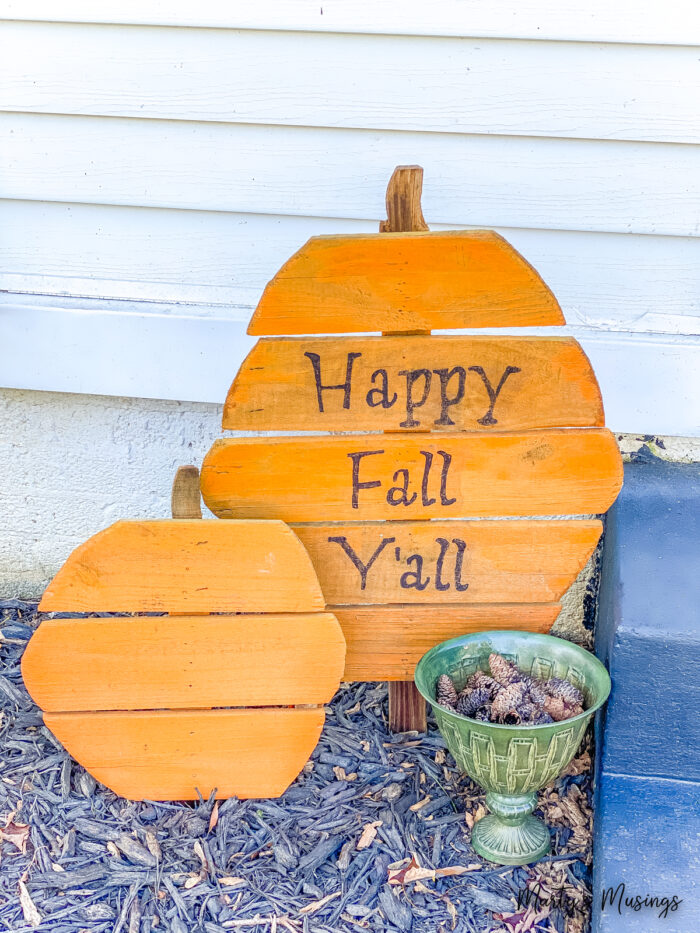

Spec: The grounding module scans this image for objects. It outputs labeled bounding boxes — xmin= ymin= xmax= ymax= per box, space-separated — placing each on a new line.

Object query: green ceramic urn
xmin=414 ymin=630 xmax=611 ymax=866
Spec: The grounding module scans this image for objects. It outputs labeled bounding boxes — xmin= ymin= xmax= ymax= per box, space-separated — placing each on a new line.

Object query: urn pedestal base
xmin=471 ymin=792 xmax=551 ymax=865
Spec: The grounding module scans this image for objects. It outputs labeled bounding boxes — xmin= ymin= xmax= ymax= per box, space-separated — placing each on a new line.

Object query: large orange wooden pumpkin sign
xmin=201 ymin=166 xmax=623 ymax=730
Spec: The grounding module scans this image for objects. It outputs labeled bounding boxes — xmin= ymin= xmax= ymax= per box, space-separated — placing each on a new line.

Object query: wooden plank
xmin=4 ymin=23 xmax=699 ymax=145
xmin=21 ymin=613 xmax=345 ymax=712
xmin=247 ymin=232 xmax=562 ymax=334
xmin=39 ymin=520 xmax=325 ymax=613
xmin=200 ymin=430 xmax=623 ymax=521
xmin=224 ymin=336 xmax=603 ymax=432
xmin=6 ymin=1 xmax=700 ymax=46
xmin=5 ymin=114 xmax=698 ymax=237
xmin=337 ymin=604 xmax=560 ymax=680
xmin=293 ymin=520 xmax=602 ymax=605
xmin=44 ymin=707 xmax=325 ymax=800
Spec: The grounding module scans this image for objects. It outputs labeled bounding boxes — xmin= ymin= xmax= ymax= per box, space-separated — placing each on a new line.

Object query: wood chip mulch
xmin=0 ymin=600 xmax=593 ymax=933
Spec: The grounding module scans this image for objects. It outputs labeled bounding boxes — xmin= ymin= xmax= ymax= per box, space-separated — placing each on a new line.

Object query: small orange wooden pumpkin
xmin=22 ymin=520 xmax=346 ymax=801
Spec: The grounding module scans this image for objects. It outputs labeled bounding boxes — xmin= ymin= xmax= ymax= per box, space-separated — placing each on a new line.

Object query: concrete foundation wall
xmin=1 ymin=387 xmax=221 ymax=596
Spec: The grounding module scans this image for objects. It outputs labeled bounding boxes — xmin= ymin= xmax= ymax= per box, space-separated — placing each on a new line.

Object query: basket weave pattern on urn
xmin=436 ymin=710 xmax=588 ymax=795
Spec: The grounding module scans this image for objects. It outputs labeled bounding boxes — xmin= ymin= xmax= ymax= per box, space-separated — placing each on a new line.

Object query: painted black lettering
xmin=347 ymin=449 xmax=383 ymax=509
xmin=387 ymin=469 xmax=417 ymax=507
xmin=433 ymin=366 xmax=466 ymax=426
xmin=420 ymin=450 xmax=437 ymax=506
xmin=468 ymin=365 xmax=521 ymax=426
xmin=434 ymin=537 xmax=451 ymax=591
xmin=452 ymin=538 xmax=469 ymax=591
xmin=400 ymin=554 xmax=430 ymax=590
xmin=366 ymin=369 xmax=398 ymax=408
xmin=327 ymin=535 xmax=395 ymax=590
xmin=438 ymin=450 xmax=457 ymax=506
xmin=399 ymin=368 xmax=432 ymax=427
xmin=304 ymin=351 xmax=362 ymax=412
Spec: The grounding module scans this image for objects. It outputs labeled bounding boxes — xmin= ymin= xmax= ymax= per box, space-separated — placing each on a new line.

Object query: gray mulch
xmin=0 ymin=600 xmax=592 ymax=933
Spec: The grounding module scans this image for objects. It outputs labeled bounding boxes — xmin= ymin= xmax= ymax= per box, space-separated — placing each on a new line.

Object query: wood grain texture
xmin=247 ymin=232 xmax=563 ymax=335
xmin=44 ymin=708 xmax=325 ymax=800
xmin=337 ymin=604 xmax=559 ymax=680
xmin=200 ymin=430 xmax=623 ymax=521
xmin=21 ymin=613 xmax=345 ymax=712
xmin=293 ymin=520 xmax=602 ymax=605
xmin=223 ymin=336 xmax=603 ymax=432
xmin=171 ymin=465 xmax=202 ymax=519
xmin=379 ymin=166 xmax=429 ymax=233
xmin=389 ymin=682 xmax=426 ymax=733
xmin=38 ymin=520 xmax=325 ymax=613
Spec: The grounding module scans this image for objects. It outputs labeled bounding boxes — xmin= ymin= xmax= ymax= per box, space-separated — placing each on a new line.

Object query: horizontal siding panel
xmin=3 ymin=23 xmax=699 ymax=144
xmin=4 ymin=0 xmax=700 ymax=46
xmin=1 ymin=296 xmax=698 ymax=435
xmin=3 ymin=114 xmax=699 ymax=236
xmin=2 ymin=201 xmax=700 ymax=333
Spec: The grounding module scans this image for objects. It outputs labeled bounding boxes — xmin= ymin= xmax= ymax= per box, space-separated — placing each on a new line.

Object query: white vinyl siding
xmin=1 ymin=6 xmax=699 ymax=434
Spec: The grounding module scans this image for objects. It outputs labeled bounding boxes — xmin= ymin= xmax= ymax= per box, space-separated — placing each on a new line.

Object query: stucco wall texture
xmin=1 ymin=387 xmax=221 ymax=596
xmin=3 ymin=387 xmax=699 ymax=628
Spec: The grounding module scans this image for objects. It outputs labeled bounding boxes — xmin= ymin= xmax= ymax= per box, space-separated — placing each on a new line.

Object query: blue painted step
xmin=593 ymin=455 xmax=700 ymax=932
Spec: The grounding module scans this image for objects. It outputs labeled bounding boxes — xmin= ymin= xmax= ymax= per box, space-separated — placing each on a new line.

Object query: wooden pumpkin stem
xmin=171 ymin=465 xmax=202 ymax=520
xmin=380 ymin=165 xmax=429 ymax=234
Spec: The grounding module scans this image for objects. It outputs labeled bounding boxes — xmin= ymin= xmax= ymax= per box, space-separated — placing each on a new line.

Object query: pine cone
xmin=543 ymin=695 xmax=570 ymax=722
xmin=530 ymin=710 xmax=555 ymax=725
xmin=521 ymin=676 xmax=547 ymax=707
xmin=456 ymin=686 xmax=491 ymax=717
xmin=543 ymin=677 xmax=584 ymax=707
xmin=491 ymin=682 xmax=528 ymax=723
xmin=436 ymin=674 xmax=458 ymax=709
xmin=516 ymin=701 xmax=539 ymax=723
xmin=466 ymin=671 xmax=500 ymax=697
xmin=474 ymin=707 xmax=492 ymax=722
xmin=488 ymin=652 xmax=520 ymax=686
xmin=493 ymin=683 xmax=527 ymax=710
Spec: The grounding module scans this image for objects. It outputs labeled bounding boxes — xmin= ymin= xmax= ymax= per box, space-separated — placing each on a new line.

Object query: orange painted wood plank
xmin=292 ymin=520 xmax=601 ymax=605
xmin=248 ymin=232 xmax=564 ymax=335
xmin=39 ymin=520 xmax=324 ymax=613
xmin=200 ymin=430 xmax=623 ymax=521
xmin=337 ymin=604 xmax=560 ymax=681
xmin=22 ymin=613 xmax=345 ymax=713
xmin=44 ymin=708 xmax=324 ymax=800
xmin=223 ymin=336 xmax=603 ymax=432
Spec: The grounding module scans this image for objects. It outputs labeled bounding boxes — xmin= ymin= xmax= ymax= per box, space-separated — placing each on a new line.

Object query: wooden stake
xmin=381 ymin=166 xmax=428 ymax=733
xmin=171 ymin=465 xmax=202 ymax=520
